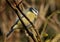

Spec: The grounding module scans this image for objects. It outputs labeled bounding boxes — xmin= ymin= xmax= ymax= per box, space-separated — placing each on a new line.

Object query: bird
xmin=6 ymin=7 xmax=38 ymax=37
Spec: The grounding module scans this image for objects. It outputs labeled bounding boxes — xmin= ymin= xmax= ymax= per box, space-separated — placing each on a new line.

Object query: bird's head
xmin=29 ymin=7 xmax=38 ymax=15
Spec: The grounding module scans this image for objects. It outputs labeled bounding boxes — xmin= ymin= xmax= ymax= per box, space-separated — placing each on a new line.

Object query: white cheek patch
xmin=32 ymin=8 xmax=38 ymax=15
xmin=32 ymin=10 xmax=38 ymax=15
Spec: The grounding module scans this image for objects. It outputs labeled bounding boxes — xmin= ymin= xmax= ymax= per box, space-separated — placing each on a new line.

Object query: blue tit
xmin=6 ymin=7 xmax=38 ymax=37
xmin=13 ymin=7 xmax=38 ymax=29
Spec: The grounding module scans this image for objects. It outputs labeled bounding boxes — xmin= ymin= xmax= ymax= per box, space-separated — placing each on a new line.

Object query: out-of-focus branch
xmin=33 ymin=0 xmax=60 ymax=41
xmin=46 ymin=11 xmax=60 ymax=31
xmin=34 ymin=1 xmax=60 ymax=41
xmin=49 ymin=0 xmax=56 ymax=11
xmin=23 ymin=1 xmax=31 ymax=8
xmin=42 ymin=11 xmax=60 ymax=33
xmin=53 ymin=14 xmax=60 ymax=28
xmin=34 ymin=2 xmax=49 ymax=42
xmin=47 ymin=11 xmax=60 ymax=32
xmin=34 ymin=3 xmax=49 ymax=30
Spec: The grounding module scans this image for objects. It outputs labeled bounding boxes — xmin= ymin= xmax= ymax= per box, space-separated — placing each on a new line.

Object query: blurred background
xmin=0 ymin=0 xmax=60 ymax=42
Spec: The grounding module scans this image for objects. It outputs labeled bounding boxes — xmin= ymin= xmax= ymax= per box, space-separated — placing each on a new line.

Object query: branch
xmin=6 ymin=0 xmax=37 ymax=42
xmin=13 ymin=0 xmax=35 ymax=28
